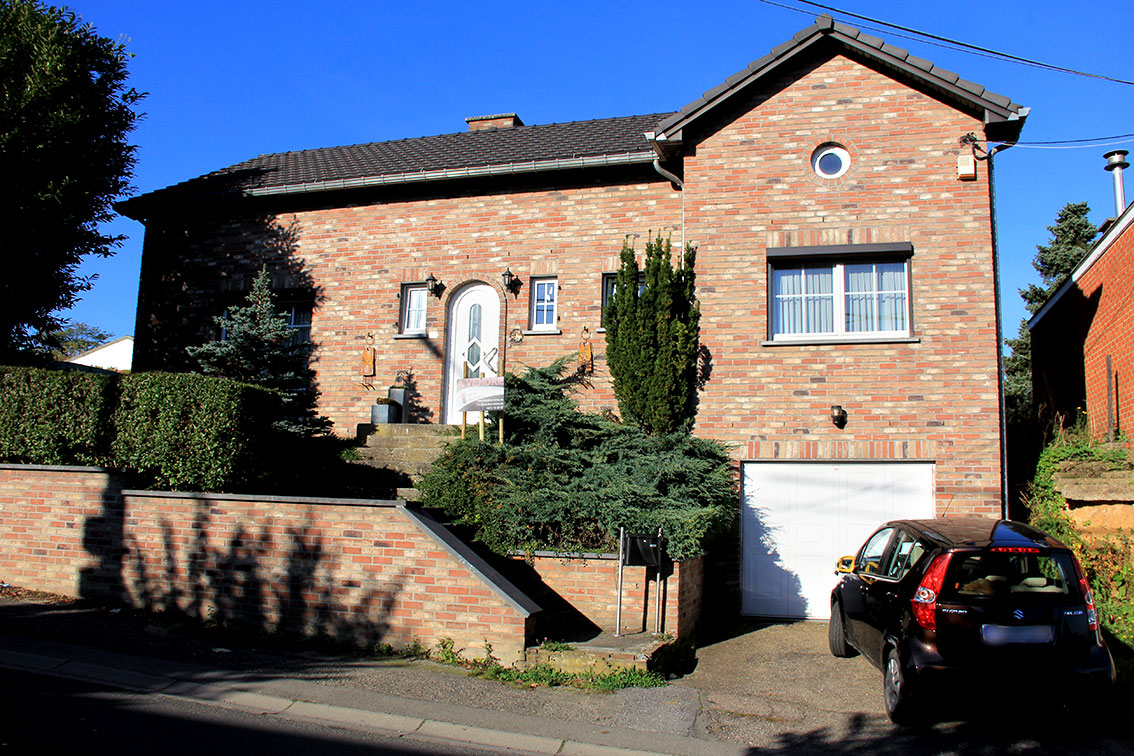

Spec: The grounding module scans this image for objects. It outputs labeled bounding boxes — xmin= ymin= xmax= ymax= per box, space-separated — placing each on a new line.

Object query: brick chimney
xmin=465 ymin=113 xmax=524 ymax=131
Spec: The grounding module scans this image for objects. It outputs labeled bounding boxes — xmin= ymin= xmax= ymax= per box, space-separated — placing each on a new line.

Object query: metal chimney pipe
xmin=1104 ymin=149 xmax=1130 ymax=216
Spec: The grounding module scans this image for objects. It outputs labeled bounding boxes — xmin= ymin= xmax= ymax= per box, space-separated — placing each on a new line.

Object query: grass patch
xmin=414 ymin=637 xmax=667 ymax=691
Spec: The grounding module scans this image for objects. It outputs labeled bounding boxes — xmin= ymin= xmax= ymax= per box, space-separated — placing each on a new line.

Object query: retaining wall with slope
xmin=0 ymin=464 xmax=536 ymax=664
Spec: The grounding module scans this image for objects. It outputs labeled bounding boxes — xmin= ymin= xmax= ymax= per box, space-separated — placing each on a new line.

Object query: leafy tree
xmin=0 ymin=0 xmax=142 ymax=360
xmin=187 ymin=269 xmax=329 ymax=437
xmin=604 ymin=234 xmax=700 ymax=434
xmin=47 ymin=321 xmax=112 ymax=359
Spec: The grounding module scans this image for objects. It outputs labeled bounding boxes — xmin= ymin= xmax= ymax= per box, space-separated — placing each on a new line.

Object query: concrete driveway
xmin=675 ymin=620 xmax=1134 ymax=755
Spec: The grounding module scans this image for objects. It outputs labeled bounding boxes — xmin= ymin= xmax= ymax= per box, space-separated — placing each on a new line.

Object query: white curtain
xmin=773 ymin=267 xmax=833 ymax=335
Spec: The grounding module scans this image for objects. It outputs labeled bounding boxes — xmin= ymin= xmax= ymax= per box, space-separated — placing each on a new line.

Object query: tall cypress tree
xmin=604 ymin=234 xmax=700 ymax=434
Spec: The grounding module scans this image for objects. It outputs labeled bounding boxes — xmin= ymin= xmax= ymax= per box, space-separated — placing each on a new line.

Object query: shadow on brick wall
xmin=79 ymin=484 xmax=412 ymax=649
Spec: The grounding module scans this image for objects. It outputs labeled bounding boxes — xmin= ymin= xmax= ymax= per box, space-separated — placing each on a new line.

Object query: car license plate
xmin=981 ymin=624 xmax=1054 ymax=646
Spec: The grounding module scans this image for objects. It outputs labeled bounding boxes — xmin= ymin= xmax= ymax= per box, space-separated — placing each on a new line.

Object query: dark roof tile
xmin=857 ymin=31 xmax=885 ymax=49
xmin=955 ymin=77 xmax=986 ymax=96
xmin=135 ymin=113 xmax=672 ymax=202
xmin=880 ymin=42 xmax=909 ymax=60
xmin=929 ymin=65 xmax=960 ymax=84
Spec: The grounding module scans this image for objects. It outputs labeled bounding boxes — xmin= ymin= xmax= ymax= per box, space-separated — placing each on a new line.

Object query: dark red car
xmin=828 ymin=518 xmax=1115 ymax=724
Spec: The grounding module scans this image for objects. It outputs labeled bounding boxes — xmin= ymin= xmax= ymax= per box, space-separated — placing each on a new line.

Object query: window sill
xmin=523 ymin=329 xmax=562 ymax=336
xmin=761 ymin=336 xmax=920 ymax=347
xmin=393 ymin=332 xmax=428 ymax=340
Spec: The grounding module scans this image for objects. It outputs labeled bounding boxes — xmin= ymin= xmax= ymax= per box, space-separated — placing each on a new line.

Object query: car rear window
xmin=939 ymin=549 xmax=1080 ymax=603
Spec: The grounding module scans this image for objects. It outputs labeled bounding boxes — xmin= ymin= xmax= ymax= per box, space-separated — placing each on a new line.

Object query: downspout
xmin=963 ymin=132 xmax=1016 ymax=518
xmin=646 ymin=131 xmax=686 ymax=257
xmin=651 ymin=159 xmax=685 ymax=255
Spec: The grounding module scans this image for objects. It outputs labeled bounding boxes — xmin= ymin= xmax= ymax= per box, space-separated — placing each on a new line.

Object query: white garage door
xmin=741 ymin=462 xmax=935 ymax=620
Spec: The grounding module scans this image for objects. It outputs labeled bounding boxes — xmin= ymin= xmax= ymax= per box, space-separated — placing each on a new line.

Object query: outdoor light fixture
xmin=501 ymin=267 xmax=521 ymax=295
xmin=425 ymin=273 xmax=441 ymax=297
xmin=830 ymin=405 xmax=848 ymax=429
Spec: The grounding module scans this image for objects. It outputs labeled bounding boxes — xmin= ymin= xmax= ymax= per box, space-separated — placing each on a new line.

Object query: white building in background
xmin=67 ymin=335 xmax=133 ymax=372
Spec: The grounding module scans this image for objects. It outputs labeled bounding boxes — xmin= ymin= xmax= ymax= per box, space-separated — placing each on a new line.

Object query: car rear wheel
xmin=828 ymin=602 xmax=857 ymax=658
xmin=883 ymin=647 xmax=921 ymax=725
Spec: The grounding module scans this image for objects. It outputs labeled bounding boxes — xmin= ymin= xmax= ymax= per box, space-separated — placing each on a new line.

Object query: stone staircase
xmin=353 ymin=424 xmax=457 ymax=500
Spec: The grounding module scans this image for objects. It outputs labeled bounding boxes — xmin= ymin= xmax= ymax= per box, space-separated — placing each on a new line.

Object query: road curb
xmin=0 ymin=651 xmax=727 ymax=756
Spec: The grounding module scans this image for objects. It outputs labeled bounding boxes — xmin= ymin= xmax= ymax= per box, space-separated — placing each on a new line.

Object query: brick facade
xmin=131 ymin=50 xmax=1005 ymax=517
xmin=1031 ymin=209 xmax=1134 ymax=440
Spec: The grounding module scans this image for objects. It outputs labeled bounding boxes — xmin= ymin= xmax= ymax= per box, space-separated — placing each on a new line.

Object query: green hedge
xmin=0 ymin=367 xmax=118 ymax=466
xmin=112 ymin=372 xmax=279 ymax=491
xmin=0 ymin=366 xmax=280 ymax=492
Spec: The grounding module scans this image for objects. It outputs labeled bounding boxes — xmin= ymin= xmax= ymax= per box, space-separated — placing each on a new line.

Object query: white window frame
xmin=530 ymin=277 xmax=558 ymax=331
xmin=400 ymin=284 xmax=428 ymax=335
xmin=767 ymin=244 xmax=913 ymax=343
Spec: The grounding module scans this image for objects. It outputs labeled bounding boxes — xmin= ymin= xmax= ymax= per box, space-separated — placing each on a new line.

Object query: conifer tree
xmin=604 ymin=234 xmax=700 ymax=434
xmin=187 ymin=269 xmax=329 ymax=437
xmin=1004 ymin=201 xmax=1097 ymax=424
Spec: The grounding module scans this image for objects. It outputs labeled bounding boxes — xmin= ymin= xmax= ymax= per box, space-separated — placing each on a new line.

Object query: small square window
xmin=283 ymin=303 xmax=313 ymax=345
xmin=530 ymin=277 xmax=557 ymax=331
xmin=400 ymin=284 xmax=428 ymax=334
xmin=600 ymin=272 xmax=646 ymax=327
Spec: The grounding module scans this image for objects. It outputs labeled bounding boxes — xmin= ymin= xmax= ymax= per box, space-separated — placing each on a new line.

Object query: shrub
xmin=112 ymin=371 xmax=280 ymax=491
xmin=1025 ymin=435 xmax=1134 ymax=652
xmin=418 ymin=358 xmax=736 ymax=560
xmin=0 ymin=366 xmax=118 ymax=465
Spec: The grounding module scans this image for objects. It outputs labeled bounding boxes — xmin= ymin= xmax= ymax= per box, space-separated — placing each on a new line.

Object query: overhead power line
xmin=755 ymin=0 xmax=1134 ymax=86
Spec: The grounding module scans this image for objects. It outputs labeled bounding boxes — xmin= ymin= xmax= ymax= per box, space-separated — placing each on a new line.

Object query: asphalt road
xmin=2 ymin=593 xmax=1134 ymax=755
xmin=0 ymin=666 xmax=542 ymax=756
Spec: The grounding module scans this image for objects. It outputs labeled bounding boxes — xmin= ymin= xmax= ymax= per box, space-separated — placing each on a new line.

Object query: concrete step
xmin=1053 ymin=473 xmax=1134 ymax=504
xmin=364 ymin=423 xmax=460 ymax=441
xmin=521 ymin=633 xmax=672 ymax=673
xmin=354 ymin=423 xmax=456 ymax=481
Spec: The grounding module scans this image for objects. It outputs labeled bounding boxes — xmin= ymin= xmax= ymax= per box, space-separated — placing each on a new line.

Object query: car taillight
xmin=990 ymin=546 xmax=1040 ymax=553
xmin=1070 ymin=555 xmax=1101 ymax=640
xmin=911 ymin=552 xmax=952 ymax=632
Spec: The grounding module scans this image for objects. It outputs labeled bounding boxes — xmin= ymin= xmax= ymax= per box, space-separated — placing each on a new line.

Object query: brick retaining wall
xmin=0 ymin=464 xmax=534 ymax=663
xmin=521 ymin=552 xmax=703 ymax=638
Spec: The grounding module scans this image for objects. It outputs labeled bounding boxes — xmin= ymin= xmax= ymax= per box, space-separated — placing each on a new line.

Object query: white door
xmin=445 ymin=284 xmax=500 ymax=424
xmin=740 ymin=462 xmax=935 ymax=619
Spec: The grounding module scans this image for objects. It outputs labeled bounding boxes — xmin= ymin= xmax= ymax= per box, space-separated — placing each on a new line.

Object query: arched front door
xmin=445 ymin=283 xmax=500 ymax=424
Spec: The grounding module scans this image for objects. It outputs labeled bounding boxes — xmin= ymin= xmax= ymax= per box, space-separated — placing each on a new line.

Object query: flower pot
xmin=371 ymin=402 xmax=399 ymax=424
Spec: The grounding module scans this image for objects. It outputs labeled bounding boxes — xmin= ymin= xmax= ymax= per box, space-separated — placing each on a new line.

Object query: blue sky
xmin=62 ymin=0 xmax=1134 ymax=346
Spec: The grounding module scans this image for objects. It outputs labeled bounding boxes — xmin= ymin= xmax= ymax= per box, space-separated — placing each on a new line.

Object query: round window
xmin=811 ymin=143 xmax=850 ymax=179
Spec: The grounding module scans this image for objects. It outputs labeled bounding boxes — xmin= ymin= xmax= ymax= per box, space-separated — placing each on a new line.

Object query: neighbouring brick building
xmin=118 ymin=16 xmax=1028 ymax=620
xmin=1030 ymin=159 xmax=1134 ymax=442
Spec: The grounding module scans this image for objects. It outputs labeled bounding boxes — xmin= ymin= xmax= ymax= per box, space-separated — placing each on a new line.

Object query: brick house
xmin=1030 ymin=156 xmax=1134 ymax=442
xmin=118 ymin=16 xmax=1027 ymax=620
